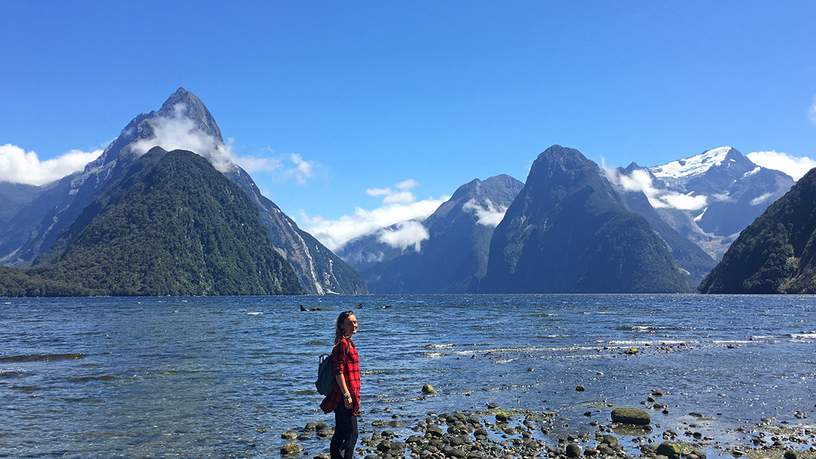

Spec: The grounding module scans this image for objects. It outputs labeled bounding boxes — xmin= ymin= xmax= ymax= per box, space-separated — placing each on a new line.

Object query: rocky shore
xmin=277 ymin=390 xmax=816 ymax=459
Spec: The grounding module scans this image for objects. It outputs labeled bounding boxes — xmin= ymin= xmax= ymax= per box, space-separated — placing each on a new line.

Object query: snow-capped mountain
xmin=616 ymin=147 xmax=794 ymax=259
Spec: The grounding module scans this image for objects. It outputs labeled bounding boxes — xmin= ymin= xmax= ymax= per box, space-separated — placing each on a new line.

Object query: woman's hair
xmin=334 ymin=310 xmax=356 ymax=344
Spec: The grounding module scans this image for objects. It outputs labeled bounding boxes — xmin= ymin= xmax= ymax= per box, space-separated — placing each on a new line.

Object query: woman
xmin=320 ymin=310 xmax=360 ymax=459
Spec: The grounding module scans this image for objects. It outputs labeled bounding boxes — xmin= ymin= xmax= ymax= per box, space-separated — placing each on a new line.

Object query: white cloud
xmin=660 ymin=193 xmax=708 ymax=210
xmin=747 ymin=150 xmax=816 ymax=181
xmin=129 ymin=104 xmax=317 ymax=183
xmin=605 ymin=167 xmax=708 ymax=211
xmin=288 ymin=153 xmax=314 ymax=184
xmin=750 ymin=192 xmax=773 ymax=206
xmin=382 ymin=191 xmax=415 ymax=204
xmin=396 ymin=179 xmax=419 ymax=190
xmin=300 ymin=178 xmax=446 ymax=250
xmin=130 ymin=103 xmax=237 ymax=172
xmin=377 ymin=220 xmax=429 ymax=251
xmin=363 ymin=179 xmax=421 ymax=204
xmin=0 ymin=144 xmax=103 ymax=185
xmin=235 ymin=155 xmax=281 ymax=173
xmin=710 ymin=192 xmax=733 ymax=202
xmin=300 ymin=198 xmax=445 ymax=250
xmin=366 ymin=187 xmax=391 ymax=196
xmin=462 ymin=198 xmax=508 ymax=226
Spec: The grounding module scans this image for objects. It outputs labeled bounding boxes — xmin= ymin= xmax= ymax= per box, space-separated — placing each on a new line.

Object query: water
xmin=1 ymin=294 xmax=815 ymax=457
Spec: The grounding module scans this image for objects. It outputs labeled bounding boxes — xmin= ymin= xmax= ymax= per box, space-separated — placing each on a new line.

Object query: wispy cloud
xmin=377 ymin=220 xmax=429 ymax=251
xmin=747 ymin=150 xmax=816 ymax=181
xmin=288 ymin=153 xmax=314 ymax=184
xmin=366 ymin=179 xmax=419 ymax=203
xmin=300 ymin=179 xmax=447 ymax=250
xmin=0 ymin=144 xmax=102 ymax=185
xmin=130 ymin=103 xmax=237 ymax=172
xmin=605 ymin=167 xmax=708 ymax=211
xmin=462 ymin=198 xmax=508 ymax=226
xmin=130 ymin=104 xmax=317 ymax=183
xmin=750 ymin=192 xmax=773 ymax=206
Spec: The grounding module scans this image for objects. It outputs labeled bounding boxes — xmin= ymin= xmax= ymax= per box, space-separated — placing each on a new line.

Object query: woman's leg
xmin=344 ymin=413 xmax=358 ymax=458
xmin=330 ymin=404 xmax=358 ymax=459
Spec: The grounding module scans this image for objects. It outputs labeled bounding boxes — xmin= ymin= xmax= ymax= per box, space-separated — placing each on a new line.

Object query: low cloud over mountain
xmin=301 ymin=179 xmax=447 ymax=251
xmin=0 ymin=144 xmax=102 ymax=185
xmin=747 ymin=150 xmax=816 ymax=181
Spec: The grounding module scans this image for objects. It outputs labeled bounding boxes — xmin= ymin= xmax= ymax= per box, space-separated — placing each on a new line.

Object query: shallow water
xmin=0 ymin=294 xmax=814 ymax=457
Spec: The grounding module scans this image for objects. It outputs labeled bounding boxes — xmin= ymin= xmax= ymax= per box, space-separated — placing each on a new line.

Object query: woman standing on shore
xmin=320 ymin=311 xmax=360 ymax=459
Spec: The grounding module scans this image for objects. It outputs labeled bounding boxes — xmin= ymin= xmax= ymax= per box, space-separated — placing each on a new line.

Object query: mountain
xmin=336 ymin=228 xmax=406 ymax=273
xmin=482 ymin=145 xmax=691 ymax=293
xmin=699 ymin=167 xmax=816 ymax=294
xmin=7 ymin=148 xmax=303 ymax=296
xmin=0 ymin=88 xmax=365 ymax=294
xmin=646 ymin=147 xmax=794 ymax=259
xmin=612 ymin=171 xmax=717 ymax=284
xmin=0 ymin=182 xmax=42 ymax=227
xmin=344 ymin=174 xmax=523 ymax=293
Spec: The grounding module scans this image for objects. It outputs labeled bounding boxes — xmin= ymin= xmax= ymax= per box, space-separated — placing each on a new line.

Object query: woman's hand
xmin=343 ymin=393 xmax=353 ymax=409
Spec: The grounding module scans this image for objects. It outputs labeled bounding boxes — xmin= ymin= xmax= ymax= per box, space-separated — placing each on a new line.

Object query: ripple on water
xmin=0 ymin=370 xmax=31 ymax=379
xmin=65 ymin=374 xmax=117 ymax=383
xmin=0 ymin=353 xmax=85 ymax=363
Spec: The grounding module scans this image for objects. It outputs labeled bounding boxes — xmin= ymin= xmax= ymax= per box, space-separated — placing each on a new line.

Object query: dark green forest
xmin=0 ymin=148 xmax=303 ymax=296
xmin=700 ymin=168 xmax=816 ymax=293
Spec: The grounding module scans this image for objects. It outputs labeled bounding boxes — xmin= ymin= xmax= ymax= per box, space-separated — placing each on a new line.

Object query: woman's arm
xmin=334 ymin=340 xmax=353 ymax=409
xmin=335 ymin=373 xmax=353 ymax=408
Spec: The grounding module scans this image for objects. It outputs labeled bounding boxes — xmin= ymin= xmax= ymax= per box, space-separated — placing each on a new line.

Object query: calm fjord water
xmin=1 ymin=295 xmax=814 ymax=457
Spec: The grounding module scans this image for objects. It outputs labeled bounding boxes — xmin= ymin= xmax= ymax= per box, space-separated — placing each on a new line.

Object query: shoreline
xmin=280 ymin=395 xmax=816 ymax=459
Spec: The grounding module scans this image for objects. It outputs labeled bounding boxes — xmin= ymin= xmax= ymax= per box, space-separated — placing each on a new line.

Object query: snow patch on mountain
xmin=650 ymin=146 xmax=735 ymax=179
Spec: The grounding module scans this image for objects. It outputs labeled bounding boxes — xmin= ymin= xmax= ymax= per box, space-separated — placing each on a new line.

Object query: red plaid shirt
xmin=320 ymin=336 xmax=361 ymax=416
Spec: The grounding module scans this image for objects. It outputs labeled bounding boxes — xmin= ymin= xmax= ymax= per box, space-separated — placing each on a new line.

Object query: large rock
xmin=610 ymin=407 xmax=651 ymax=425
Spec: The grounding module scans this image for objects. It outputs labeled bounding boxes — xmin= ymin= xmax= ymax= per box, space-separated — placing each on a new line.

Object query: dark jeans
xmin=330 ymin=403 xmax=358 ymax=459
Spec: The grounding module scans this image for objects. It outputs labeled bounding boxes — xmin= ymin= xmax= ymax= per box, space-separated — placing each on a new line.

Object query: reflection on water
xmin=0 ymin=294 xmax=814 ymax=457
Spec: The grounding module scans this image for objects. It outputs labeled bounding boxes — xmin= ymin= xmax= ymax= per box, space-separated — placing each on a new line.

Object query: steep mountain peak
xmin=450 ymin=174 xmax=523 ymax=201
xmin=623 ymin=162 xmax=642 ymax=173
xmin=483 ymin=174 xmax=520 ymax=186
xmin=650 ymin=146 xmax=752 ymax=179
xmin=536 ymin=144 xmax=588 ymax=164
xmin=156 ymin=87 xmax=224 ymax=143
xmin=529 ymin=145 xmax=599 ymax=187
xmin=89 ymin=87 xmax=228 ymax=172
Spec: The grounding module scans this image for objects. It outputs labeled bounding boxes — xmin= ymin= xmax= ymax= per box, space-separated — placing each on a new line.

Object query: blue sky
xmin=2 ymin=1 xmax=815 ymax=247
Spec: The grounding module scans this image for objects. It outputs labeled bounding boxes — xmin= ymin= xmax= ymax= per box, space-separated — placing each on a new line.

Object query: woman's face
xmin=341 ymin=314 xmax=358 ymax=336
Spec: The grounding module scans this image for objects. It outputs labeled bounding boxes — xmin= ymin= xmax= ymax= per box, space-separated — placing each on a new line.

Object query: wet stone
xmin=280 ymin=442 xmax=302 ymax=456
